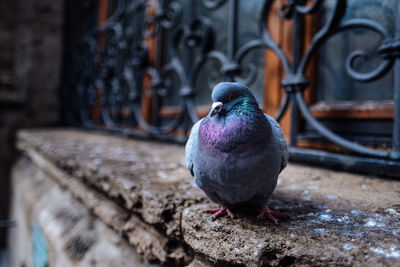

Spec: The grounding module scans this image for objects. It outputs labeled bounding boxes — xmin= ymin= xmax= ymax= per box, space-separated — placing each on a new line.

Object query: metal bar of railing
xmin=227 ymin=0 xmax=238 ymax=63
xmin=289 ymin=1 xmax=305 ymax=147
xmin=392 ymin=1 xmax=400 ymax=160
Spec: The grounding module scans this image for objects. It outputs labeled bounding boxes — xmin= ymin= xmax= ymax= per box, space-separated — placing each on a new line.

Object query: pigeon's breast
xmin=195 ymin=115 xmax=280 ymax=205
xmin=198 ymin=115 xmax=271 ymax=156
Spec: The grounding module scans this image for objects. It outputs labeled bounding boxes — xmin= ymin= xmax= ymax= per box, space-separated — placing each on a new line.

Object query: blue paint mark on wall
xmin=32 ymin=222 xmax=48 ymax=267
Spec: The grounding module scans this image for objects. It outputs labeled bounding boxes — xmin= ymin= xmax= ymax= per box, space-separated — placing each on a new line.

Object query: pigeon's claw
xmin=256 ymin=205 xmax=288 ymax=225
xmin=204 ymin=207 xmax=235 ymax=221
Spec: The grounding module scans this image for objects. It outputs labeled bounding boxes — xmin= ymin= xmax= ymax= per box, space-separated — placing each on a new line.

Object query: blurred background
xmin=0 ymin=0 xmax=399 ymax=265
xmin=0 ymin=0 xmax=61 ymax=259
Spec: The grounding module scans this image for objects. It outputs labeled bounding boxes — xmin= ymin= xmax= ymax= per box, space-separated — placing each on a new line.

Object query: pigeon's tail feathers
xmin=265 ymin=114 xmax=289 ymax=173
xmin=185 ymin=119 xmax=203 ymax=177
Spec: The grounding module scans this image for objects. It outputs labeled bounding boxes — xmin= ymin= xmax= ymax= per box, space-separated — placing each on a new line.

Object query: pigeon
xmin=185 ymin=82 xmax=288 ymax=224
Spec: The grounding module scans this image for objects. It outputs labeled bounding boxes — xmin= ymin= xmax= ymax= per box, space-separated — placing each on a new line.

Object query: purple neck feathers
xmin=199 ymin=114 xmax=271 ymax=156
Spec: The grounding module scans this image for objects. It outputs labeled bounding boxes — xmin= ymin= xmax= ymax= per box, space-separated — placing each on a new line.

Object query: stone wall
xmin=0 ymin=0 xmax=62 ymax=246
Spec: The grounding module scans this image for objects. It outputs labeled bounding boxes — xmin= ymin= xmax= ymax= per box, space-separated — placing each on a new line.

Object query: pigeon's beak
xmin=210 ymin=101 xmax=223 ymax=117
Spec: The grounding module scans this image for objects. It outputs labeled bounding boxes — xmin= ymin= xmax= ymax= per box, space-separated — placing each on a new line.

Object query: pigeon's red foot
xmin=204 ymin=207 xmax=235 ymax=221
xmin=256 ymin=205 xmax=288 ymax=225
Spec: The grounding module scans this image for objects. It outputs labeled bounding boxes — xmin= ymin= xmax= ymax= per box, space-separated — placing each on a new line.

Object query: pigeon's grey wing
xmin=265 ymin=114 xmax=289 ymax=172
xmin=185 ymin=118 xmax=203 ymax=177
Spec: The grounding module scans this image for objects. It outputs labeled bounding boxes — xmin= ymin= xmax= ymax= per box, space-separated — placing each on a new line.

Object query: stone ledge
xmin=9 ymin=157 xmax=152 ymax=267
xmin=16 ymin=129 xmax=400 ymax=266
xmin=21 ymin=145 xmax=189 ymax=265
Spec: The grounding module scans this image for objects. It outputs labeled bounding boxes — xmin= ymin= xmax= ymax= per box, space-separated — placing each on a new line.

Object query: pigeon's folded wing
xmin=185 ymin=119 xmax=203 ymax=177
xmin=265 ymin=114 xmax=289 ymax=172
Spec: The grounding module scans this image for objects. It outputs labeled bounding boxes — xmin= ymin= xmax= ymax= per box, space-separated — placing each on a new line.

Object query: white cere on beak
xmin=212 ymin=101 xmax=223 ymax=110
xmin=210 ymin=101 xmax=223 ymax=116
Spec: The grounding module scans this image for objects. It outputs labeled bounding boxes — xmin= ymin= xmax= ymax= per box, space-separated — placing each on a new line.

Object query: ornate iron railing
xmin=63 ymin=0 xmax=400 ymax=177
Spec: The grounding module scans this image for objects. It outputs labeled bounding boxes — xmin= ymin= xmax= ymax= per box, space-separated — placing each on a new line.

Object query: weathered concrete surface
xmin=17 ymin=129 xmax=206 ymax=239
xmin=9 ymin=157 xmax=156 ymax=267
xmin=183 ymin=166 xmax=400 ymax=266
xmin=16 ymin=129 xmax=400 ymax=266
xmin=17 ymin=142 xmax=191 ymax=265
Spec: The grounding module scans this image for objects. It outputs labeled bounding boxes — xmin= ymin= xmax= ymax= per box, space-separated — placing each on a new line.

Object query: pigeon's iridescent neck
xmin=199 ymin=106 xmax=270 ymax=155
xmin=232 ymin=96 xmax=256 ymax=117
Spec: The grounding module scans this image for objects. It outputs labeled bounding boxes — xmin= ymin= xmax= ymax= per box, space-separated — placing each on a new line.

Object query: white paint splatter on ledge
xmin=350 ymin=210 xmax=364 ymax=216
xmin=385 ymin=208 xmax=400 ymax=217
xmin=318 ymin=214 xmax=333 ymax=222
xmin=326 ymin=195 xmax=337 ymax=199
xmin=369 ymin=246 xmax=400 ymax=258
xmin=364 ymin=217 xmax=385 ymax=228
xmin=343 ymin=243 xmax=357 ymax=250
xmin=307 ymin=184 xmax=319 ymax=190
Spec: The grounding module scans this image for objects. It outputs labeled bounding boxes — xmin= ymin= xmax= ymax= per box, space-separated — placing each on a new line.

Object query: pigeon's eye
xmin=228 ymin=94 xmax=237 ymax=101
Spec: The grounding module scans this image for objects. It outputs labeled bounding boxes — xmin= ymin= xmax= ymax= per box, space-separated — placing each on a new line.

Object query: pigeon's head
xmin=210 ymin=82 xmax=257 ymax=117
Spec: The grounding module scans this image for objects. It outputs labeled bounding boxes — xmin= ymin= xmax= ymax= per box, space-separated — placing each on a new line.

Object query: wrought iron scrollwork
xmin=65 ymin=0 xmax=400 ymax=165
xmin=66 ymin=0 xmax=267 ymax=141
xmin=260 ymin=0 xmax=400 ymax=161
